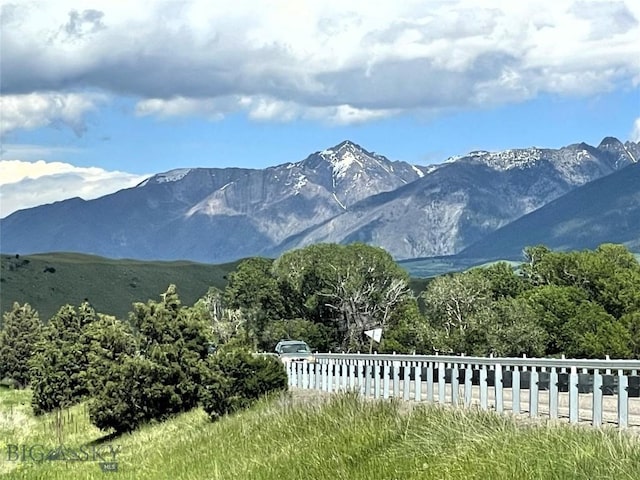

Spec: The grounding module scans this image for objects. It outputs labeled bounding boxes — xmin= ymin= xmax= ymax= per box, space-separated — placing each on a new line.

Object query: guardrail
xmin=285 ymin=353 xmax=640 ymax=429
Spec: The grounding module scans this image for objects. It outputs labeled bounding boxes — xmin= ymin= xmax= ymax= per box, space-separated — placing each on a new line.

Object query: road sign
xmin=364 ymin=328 xmax=382 ymax=343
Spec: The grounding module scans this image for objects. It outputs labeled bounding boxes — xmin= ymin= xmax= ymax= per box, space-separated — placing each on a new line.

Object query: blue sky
xmin=1 ymin=0 xmax=640 ymax=216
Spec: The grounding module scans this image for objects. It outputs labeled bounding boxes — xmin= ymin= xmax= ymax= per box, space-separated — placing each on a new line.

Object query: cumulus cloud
xmin=0 ymin=92 xmax=107 ymax=136
xmin=1 ymin=0 xmax=639 ymax=127
xmin=0 ymin=160 xmax=149 ymax=217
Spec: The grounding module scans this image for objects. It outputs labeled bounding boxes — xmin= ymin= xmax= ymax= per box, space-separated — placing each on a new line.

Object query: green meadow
xmin=0 ymin=253 xmax=240 ymax=321
xmin=1 ymin=388 xmax=638 ymax=480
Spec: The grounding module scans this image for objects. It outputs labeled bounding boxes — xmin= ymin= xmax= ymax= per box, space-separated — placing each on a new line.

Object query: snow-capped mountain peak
xmin=321 ymin=147 xmax=364 ymax=179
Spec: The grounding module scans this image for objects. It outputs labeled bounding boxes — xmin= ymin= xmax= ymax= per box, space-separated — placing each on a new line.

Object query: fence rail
xmin=285 ymin=353 xmax=640 ymax=429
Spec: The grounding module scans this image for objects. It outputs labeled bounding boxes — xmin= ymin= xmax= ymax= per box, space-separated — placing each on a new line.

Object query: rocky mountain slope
xmin=0 ymin=141 xmax=427 ymax=262
xmin=1 ymin=138 xmax=637 ymax=263
xmin=457 ymin=161 xmax=640 ymax=260
xmin=272 ymin=138 xmax=639 ymax=259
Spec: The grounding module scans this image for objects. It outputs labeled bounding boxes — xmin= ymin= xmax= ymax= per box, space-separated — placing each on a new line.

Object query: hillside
xmin=0 ymin=252 xmax=239 ymax=321
xmin=459 ymin=162 xmax=640 ymax=260
xmin=1 ymin=389 xmax=638 ymax=480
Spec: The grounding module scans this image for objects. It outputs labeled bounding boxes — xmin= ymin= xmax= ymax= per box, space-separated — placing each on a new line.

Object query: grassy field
xmin=1 ymin=388 xmax=638 ymax=480
xmin=0 ymin=252 xmax=241 ymax=321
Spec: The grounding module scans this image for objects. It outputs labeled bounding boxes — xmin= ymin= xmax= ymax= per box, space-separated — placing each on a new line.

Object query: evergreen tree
xmin=85 ymin=315 xmax=138 ymax=395
xmin=0 ymin=303 xmax=42 ymax=388
xmin=89 ymin=285 xmax=213 ymax=433
xmin=29 ymin=301 xmax=98 ymax=414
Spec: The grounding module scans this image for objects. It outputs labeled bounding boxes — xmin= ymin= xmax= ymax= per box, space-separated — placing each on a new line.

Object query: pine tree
xmin=0 ymin=303 xmax=42 ymax=388
xmin=89 ymin=285 xmax=213 ymax=433
xmin=29 ymin=301 xmax=98 ymax=415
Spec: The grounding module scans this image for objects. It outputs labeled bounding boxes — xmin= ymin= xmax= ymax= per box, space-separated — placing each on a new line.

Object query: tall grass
xmin=1 ymin=388 xmax=638 ymax=479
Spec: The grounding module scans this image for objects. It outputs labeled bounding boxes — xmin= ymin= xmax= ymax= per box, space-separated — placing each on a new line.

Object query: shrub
xmin=89 ymin=354 xmax=169 ymax=433
xmin=200 ymin=347 xmax=287 ymax=421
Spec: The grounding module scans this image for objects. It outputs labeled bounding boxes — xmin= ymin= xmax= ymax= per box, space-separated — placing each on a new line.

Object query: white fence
xmin=285 ymin=353 xmax=640 ymax=429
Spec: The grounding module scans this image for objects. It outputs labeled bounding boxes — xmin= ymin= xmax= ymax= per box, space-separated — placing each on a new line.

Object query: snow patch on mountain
xmin=321 ymin=149 xmax=364 ymax=179
xmin=333 ymin=192 xmax=346 ymax=210
xmin=154 ymin=168 xmax=192 ymax=183
xmin=411 ymin=165 xmax=425 ymax=177
xmin=472 ymin=149 xmax=543 ymax=171
xmin=293 ymin=174 xmax=307 ymax=194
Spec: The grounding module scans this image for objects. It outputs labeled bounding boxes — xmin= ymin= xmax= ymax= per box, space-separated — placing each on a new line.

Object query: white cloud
xmin=1 ymin=0 xmax=639 ymax=127
xmin=135 ymin=97 xmax=229 ymax=121
xmin=134 ymin=95 xmax=398 ymax=125
xmin=631 ymin=118 xmax=640 ymax=142
xmin=0 ymin=160 xmax=149 ymax=218
xmin=0 ymin=92 xmax=107 ymax=136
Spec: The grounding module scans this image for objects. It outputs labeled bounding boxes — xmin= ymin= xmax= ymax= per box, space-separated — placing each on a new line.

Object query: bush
xmin=200 ymin=347 xmax=287 ymax=421
xmin=89 ymin=354 xmax=170 ymax=433
xmin=88 ymin=285 xmax=213 ymax=434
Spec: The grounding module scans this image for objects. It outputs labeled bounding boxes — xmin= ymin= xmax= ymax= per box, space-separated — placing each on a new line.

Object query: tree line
xmin=204 ymin=242 xmax=639 ymax=359
xmin=0 ymin=242 xmax=638 ymax=433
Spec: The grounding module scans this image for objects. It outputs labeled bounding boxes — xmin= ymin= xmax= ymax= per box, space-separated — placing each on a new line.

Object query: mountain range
xmin=1 ymin=137 xmax=638 ymax=264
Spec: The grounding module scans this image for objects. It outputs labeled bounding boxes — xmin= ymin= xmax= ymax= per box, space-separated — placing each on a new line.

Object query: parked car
xmin=274 ymin=340 xmax=315 ymax=363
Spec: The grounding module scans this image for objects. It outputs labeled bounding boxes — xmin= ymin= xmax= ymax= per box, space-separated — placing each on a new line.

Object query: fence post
xmin=383 ymin=360 xmax=391 ymax=399
xmin=349 ymin=359 xmax=356 ymax=391
xmin=438 ymin=361 xmax=446 ymax=405
xmin=357 ymin=359 xmax=364 ymax=395
xmin=403 ymin=361 xmax=411 ymax=401
xmin=530 ymin=367 xmax=539 ymax=418
xmin=464 ymin=362 xmax=473 ymax=407
xmin=451 ymin=362 xmax=459 ymax=407
xmin=549 ymin=366 xmax=559 ymax=419
xmin=393 ymin=360 xmax=400 ymax=398
xmin=618 ymin=369 xmax=629 ymax=428
xmin=365 ymin=360 xmax=372 ymax=397
xmin=301 ymin=361 xmax=308 ymax=389
xmin=569 ymin=366 xmax=579 ymax=423
xmin=480 ymin=365 xmax=488 ymax=410
xmin=593 ymin=368 xmax=603 ymax=427
xmin=495 ymin=363 xmax=503 ymax=413
xmin=414 ymin=361 xmax=422 ymax=402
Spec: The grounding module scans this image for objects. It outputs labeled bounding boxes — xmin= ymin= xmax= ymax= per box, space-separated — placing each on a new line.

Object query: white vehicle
xmin=274 ymin=340 xmax=315 ymax=363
